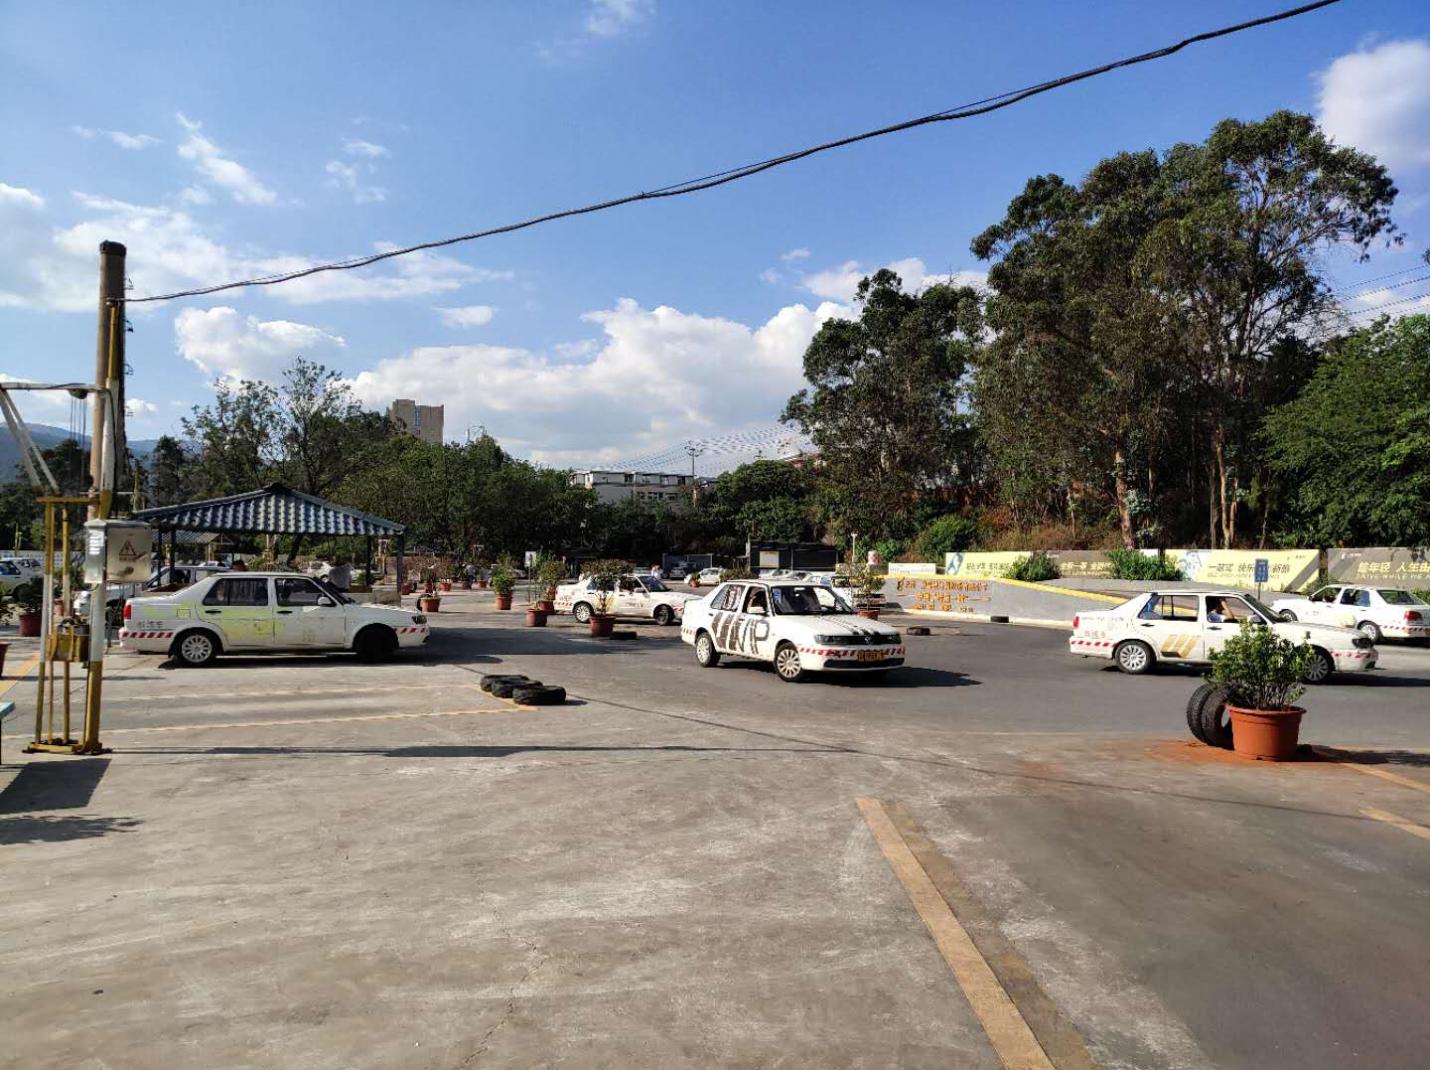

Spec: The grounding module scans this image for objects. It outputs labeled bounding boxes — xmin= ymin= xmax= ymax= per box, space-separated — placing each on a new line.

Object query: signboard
xmin=943 ymin=552 xmax=1032 ymax=579
xmin=887 ymin=562 xmax=940 ymax=575
xmin=1254 ymin=558 xmax=1270 ymax=585
xmin=1327 ymin=547 xmax=1430 ymax=585
xmin=1166 ymin=549 xmax=1317 ymax=590
xmin=893 ymin=576 xmax=992 ymax=615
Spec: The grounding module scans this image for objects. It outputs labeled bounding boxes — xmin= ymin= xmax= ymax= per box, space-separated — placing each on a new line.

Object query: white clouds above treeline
xmin=176 ymin=113 xmax=276 ymax=206
xmin=1317 ymin=38 xmax=1430 ymax=173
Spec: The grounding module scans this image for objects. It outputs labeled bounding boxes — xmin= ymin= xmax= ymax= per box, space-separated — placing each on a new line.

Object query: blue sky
xmin=3 ymin=0 xmax=1429 ymax=471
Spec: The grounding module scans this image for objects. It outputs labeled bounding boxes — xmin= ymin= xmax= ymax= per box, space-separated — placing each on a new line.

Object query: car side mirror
xmin=317 ymin=596 xmax=335 ymax=607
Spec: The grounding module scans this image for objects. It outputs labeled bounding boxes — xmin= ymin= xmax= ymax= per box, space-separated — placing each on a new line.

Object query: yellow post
xmin=32 ymin=500 xmax=53 ymax=744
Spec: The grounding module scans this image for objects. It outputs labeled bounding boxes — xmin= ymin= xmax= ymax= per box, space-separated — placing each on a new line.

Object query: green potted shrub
xmin=582 ymin=559 xmax=626 ymax=637
xmin=418 ymin=564 xmax=441 ymax=613
xmin=1208 ymin=621 xmax=1313 ymax=761
xmin=533 ymin=556 xmax=567 ymax=613
xmin=491 ymin=564 xmax=516 ymax=610
xmin=14 ymin=578 xmax=43 ymax=638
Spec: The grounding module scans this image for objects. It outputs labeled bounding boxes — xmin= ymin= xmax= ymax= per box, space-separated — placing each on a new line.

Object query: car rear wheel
xmin=653 ymin=604 xmax=674 ymax=626
xmin=774 ymin=642 xmax=804 ymax=683
xmin=1280 ymin=609 xmax=1298 ymax=622
xmin=1356 ymin=620 xmax=1382 ymax=644
xmin=354 ymin=625 xmax=397 ymax=661
xmin=174 ymin=630 xmax=218 ymax=667
xmin=694 ymin=631 xmax=720 ymax=667
xmin=1303 ymin=648 xmax=1333 ymax=684
xmin=1114 ymin=640 xmax=1154 ymax=675
xmin=572 ymin=602 xmax=593 ymax=624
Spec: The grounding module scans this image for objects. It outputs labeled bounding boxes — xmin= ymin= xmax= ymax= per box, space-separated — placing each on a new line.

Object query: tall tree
xmin=148 ymin=435 xmax=192 ymax=507
xmin=182 ymin=378 xmax=280 ymax=497
xmin=782 ymin=269 xmax=983 ymax=541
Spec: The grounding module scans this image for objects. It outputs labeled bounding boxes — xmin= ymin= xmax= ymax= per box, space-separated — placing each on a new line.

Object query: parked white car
xmin=681 ymin=579 xmax=905 ymax=682
xmin=120 ymin=571 xmax=430 ymax=666
xmin=691 ymin=567 xmax=725 ymax=587
xmin=1069 ymin=590 xmax=1376 ymax=683
xmin=1269 ymin=585 xmax=1429 ymax=644
xmin=554 ymin=573 xmax=698 ymax=625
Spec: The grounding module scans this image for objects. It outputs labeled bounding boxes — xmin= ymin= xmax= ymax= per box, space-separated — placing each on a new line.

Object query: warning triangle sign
xmin=117 ymin=539 xmax=139 ymax=561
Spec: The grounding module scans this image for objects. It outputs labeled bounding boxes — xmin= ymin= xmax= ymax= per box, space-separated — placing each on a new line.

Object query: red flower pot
xmin=525 ymin=609 xmax=548 ymax=627
xmin=1228 ymin=705 xmax=1304 ymax=761
xmin=418 ymin=595 xmax=442 ymax=613
xmin=18 ymin=612 xmax=40 ymax=638
xmin=535 ymin=599 xmax=555 ymax=613
xmin=440 ymin=580 xmax=452 ymax=592
xmin=589 ymin=615 xmax=614 ymax=638
xmin=495 ymin=594 xmax=513 ymax=611
xmin=856 ymin=608 xmax=881 ymax=620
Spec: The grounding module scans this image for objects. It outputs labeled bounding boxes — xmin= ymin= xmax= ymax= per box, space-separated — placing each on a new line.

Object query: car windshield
xmin=314 ymin=576 xmax=355 ymax=605
xmin=640 ymin=577 xmax=670 ymax=592
xmin=1378 ymin=589 xmax=1425 ymax=605
xmin=770 ymin=584 xmax=853 ymax=615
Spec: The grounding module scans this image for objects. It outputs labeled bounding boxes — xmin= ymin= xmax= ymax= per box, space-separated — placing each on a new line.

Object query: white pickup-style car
xmin=120 ymin=571 xmax=430 ymax=666
xmin=680 ymin=578 xmax=905 ymax=682
xmin=1069 ymin=590 xmax=1376 ymax=682
xmin=1269 ymin=585 xmax=1429 ymax=644
xmin=554 ymin=573 xmax=698 ymax=625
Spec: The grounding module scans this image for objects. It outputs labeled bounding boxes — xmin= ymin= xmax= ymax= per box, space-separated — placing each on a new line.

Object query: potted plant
xmin=440 ymin=560 xmax=457 ymax=592
xmin=533 ymin=556 xmax=567 ymax=613
xmin=491 ymin=565 xmax=516 ymax=610
xmin=14 ymin=578 xmax=43 ymax=638
xmin=474 ymin=557 xmax=491 ymax=589
xmin=1208 ymin=621 xmax=1313 ymax=761
xmin=418 ymin=565 xmax=442 ymax=613
xmin=583 ymin=559 xmax=625 ymax=637
xmin=840 ymin=564 xmax=886 ymax=619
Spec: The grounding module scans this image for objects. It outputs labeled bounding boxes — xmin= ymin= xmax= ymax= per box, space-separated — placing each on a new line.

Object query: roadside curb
xmin=899 ymin=610 xmax=1072 ymax=631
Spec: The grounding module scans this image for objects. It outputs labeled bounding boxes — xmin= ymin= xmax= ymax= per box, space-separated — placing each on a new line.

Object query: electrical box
xmin=83 ymin=519 xmax=153 ymax=584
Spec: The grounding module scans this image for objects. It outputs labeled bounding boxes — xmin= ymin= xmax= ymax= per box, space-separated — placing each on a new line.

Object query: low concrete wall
xmin=881 ymin=575 xmax=1122 ymax=628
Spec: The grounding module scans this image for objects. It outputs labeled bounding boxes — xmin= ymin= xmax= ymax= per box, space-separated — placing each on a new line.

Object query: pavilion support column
xmin=395 ymin=534 xmax=406 ymax=603
xmin=365 ymin=536 xmax=373 ymax=590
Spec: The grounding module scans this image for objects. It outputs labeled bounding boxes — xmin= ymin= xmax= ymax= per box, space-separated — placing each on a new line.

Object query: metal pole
xmin=33 ymin=501 xmax=54 ymax=744
xmin=90 ymin=242 xmax=126 ymax=519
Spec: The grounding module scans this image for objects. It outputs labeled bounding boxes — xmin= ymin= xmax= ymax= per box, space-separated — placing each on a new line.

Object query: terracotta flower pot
xmin=1228 ymin=705 xmax=1304 ymax=761
xmin=856 ymin=608 xmax=881 ymax=620
xmin=495 ymin=593 xmax=513 ymax=611
xmin=535 ymin=599 xmax=555 ymax=613
xmin=440 ymin=580 xmax=452 ymax=592
xmin=418 ymin=595 xmax=442 ymax=613
xmin=589 ymin=615 xmax=614 ymax=638
xmin=461 ymin=581 xmax=472 ymax=590
xmin=18 ymin=611 xmax=40 ymax=638
xmin=525 ymin=609 xmax=548 ymax=628
xmin=477 ymin=580 xmax=488 ymax=589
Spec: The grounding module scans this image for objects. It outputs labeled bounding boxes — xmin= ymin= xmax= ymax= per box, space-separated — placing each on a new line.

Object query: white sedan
xmin=1270 ymin=585 xmax=1429 ymax=644
xmin=1069 ymin=590 xmax=1376 ymax=683
xmin=680 ymin=579 xmax=905 ymax=682
xmin=554 ymin=573 xmax=697 ymax=625
xmin=690 ymin=567 xmax=725 ymax=587
xmin=120 ymin=572 xmax=430 ymax=666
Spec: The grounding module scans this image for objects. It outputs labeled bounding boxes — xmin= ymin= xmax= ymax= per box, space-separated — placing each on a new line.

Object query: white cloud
xmin=343 ymin=138 xmax=389 ymax=158
xmin=0 ymin=183 xmax=45 ymax=209
xmin=125 ymin=398 xmax=159 ymax=416
xmin=436 ymin=304 xmax=496 ymax=327
xmin=178 ymin=185 xmax=212 ymax=206
xmin=801 ymin=256 xmax=987 ymax=302
xmin=324 ymin=160 xmax=387 ymax=204
xmin=585 ymin=0 xmax=654 ymax=37
xmin=1317 ymin=39 xmax=1430 ymax=172
xmin=349 ymin=296 xmax=846 ymax=465
xmin=174 ymin=306 xmax=347 ymax=383
xmin=759 ymin=268 xmax=781 ymax=285
xmin=73 ymin=126 xmax=161 ymax=150
xmin=176 ymin=113 xmax=277 ymax=205
xmin=780 ymin=247 xmax=811 ymax=261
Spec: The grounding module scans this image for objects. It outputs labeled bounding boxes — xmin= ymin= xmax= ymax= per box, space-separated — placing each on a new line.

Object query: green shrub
xmin=874 ymin=539 xmax=906 ymax=565
xmin=1209 ymin=621 xmax=1311 ymax=710
xmin=1105 ymin=548 xmax=1185 ymax=581
xmin=719 ymin=565 xmax=755 ymax=582
xmin=913 ymin=514 xmax=980 ymax=560
xmin=12 ymin=578 xmax=44 ymax=614
xmin=1006 ymin=551 xmax=1060 ymax=582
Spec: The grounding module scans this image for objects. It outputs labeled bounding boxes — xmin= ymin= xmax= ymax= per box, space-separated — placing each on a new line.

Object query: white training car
xmin=681 ymin=578 xmax=905 ymax=682
xmin=1269 ymin=585 xmax=1429 ymax=644
xmin=1069 ymin=590 xmax=1376 ymax=683
xmin=554 ymin=572 xmax=698 ymax=625
xmin=690 ymin=567 xmax=725 ymax=587
xmin=120 ymin=571 xmax=430 ymax=666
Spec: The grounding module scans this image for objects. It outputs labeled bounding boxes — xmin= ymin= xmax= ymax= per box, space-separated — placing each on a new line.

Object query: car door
xmin=199 ymin=577 xmax=275 ymax=648
xmin=1337 ymin=587 xmax=1370 ymax=629
xmin=274 ymin=577 xmax=348 ymax=646
xmin=613 ymin=576 xmax=649 ymax=617
xmin=1132 ymin=594 xmax=1203 ymax=660
xmin=1302 ymin=586 xmax=1341 ymax=625
xmin=1201 ymin=595 xmax=1265 ymax=659
xmin=707 ymin=583 xmax=746 ymax=653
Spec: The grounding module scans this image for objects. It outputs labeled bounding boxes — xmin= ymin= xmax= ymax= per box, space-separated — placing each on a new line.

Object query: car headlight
xmin=815 ymin=634 xmax=848 ymax=645
xmin=412 ymin=614 xmax=428 ymax=624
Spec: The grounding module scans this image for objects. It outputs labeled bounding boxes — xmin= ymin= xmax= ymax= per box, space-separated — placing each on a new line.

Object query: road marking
xmin=1315 ymin=748 xmax=1430 ymax=796
xmin=1361 ymin=806 xmax=1430 ymax=841
xmin=97 ymin=682 xmax=481 ymax=704
xmin=0 ymin=653 xmax=41 ymax=698
xmin=857 ymin=797 xmax=1056 ymax=1070
xmin=104 ymin=706 xmax=526 ymax=734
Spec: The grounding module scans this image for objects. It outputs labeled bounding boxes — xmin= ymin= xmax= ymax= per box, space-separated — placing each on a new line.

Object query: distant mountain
xmin=0 ymin=422 xmax=160 ymax=484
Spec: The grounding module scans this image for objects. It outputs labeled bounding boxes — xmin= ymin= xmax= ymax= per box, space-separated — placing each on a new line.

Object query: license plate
xmin=854 ymin=650 xmax=886 ymax=662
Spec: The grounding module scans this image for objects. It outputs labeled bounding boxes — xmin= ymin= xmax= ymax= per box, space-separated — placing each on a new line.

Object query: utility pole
xmin=685 ymin=442 xmax=705 ymax=506
xmin=90 ymin=241 xmax=126 ymax=518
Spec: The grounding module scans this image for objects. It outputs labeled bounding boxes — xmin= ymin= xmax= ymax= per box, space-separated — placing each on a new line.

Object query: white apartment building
xmin=388 ymin=399 xmax=445 ymax=445
xmin=571 ymin=470 xmax=693 ymax=505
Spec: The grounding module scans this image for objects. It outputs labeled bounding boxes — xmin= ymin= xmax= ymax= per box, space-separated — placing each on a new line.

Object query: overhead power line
xmin=123 ymin=0 xmax=1341 ymax=306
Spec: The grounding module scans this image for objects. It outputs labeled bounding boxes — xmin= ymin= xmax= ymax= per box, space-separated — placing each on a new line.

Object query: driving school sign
xmin=893 ymin=576 xmax=992 ymax=615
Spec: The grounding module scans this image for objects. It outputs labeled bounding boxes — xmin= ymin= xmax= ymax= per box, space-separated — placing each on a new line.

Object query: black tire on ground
xmin=1185 ymin=683 xmax=1217 ymax=743
xmin=694 ymin=631 xmax=720 ymax=667
xmin=172 ymin=629 xmax=218 ymax=667
xmin=511 ymin=684 xmax=566 ymax=706
xmin=1356 ymin=620 xmax=1382 ymax=644
xmin=653 ymin=604 xmax=674 ymax=626
xmin=774 ymin=641 xmax=804 ymax=683
xmin=1196 ymin=686 xmax=1233 ymax=749
xmin=572 ymin=602 xmax=593 ymax=624
xmin=1280 ymin=610 xmax=1298 ymax=622
xmin=1114 ymin=640 xmax=1154 ymax=675
xmin=353 ymin=625 xmax=397 ymax=661
xmin=480 ymin=673 xmax=531 ymax=693
xmin=492 ymin=677 xmax=541 ymax=698
xmin=1303 ymin=648 xmax=1334 ymax=685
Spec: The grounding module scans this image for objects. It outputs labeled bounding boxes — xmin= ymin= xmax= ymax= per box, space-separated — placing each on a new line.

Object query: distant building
xmin=388 ymin=399 xmax=444 ymax=445
xmin=571 ymin=470 xmax=693 ymax=506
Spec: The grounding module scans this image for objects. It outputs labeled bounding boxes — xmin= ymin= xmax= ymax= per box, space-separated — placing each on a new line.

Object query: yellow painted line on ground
xmin=992 ymin=578 xmax=1124 ymax=604
xmin=105 ymin=706 xmax=526 ymax=735
xmin=0 ymin=652 xmax=42 ymax=698
xmin=857 ymin=797 xmax=1055 ymax=1070
xmin=1314 ymin=748 xmax=1430 ymax=797
xmin=98 ymin=682 xmax=479 ymax=703
xmin=1361 ymin=806 xmax=1430 ymax=842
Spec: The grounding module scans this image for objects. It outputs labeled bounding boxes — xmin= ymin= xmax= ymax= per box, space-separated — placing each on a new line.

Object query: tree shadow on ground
xmin=0 ymin=758 xmax=111 ymax=814
xmin=0 ymin=814 xmax=141 ymax=845
xmin=126 ymin=743 xmax=838 ymax=761
xmin=1314 ymin=747 xmax=1430 ymax=768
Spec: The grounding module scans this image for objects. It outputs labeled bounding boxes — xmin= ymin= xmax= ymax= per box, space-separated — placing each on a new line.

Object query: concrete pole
xmin=90 ymin=241 xmax=126 ymax=518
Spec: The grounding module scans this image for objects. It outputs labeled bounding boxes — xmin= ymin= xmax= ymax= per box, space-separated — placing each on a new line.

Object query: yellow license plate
xmin=854 ymin=650 xmax=886 ymax=662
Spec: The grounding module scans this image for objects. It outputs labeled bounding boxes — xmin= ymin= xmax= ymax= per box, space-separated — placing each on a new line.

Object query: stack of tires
xmin=479 ymin=673 xmax=566 ymax=706
xmin=1185 ymin=682 xmax=1232 ymax=748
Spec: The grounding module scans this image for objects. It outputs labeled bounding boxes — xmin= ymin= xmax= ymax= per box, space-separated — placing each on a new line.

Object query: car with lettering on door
xmin=119 ymin=572 xmax=430 ymax=666
xmin=1068 ymin=590 xmax=1376 ymax=682
xmin=1269 ymin=585 xmax=1429 ymax=644
xmin=554 ymin=572 xmax=697 ymax=625
xmin=680 ymin=578 xmax=905 ymax=682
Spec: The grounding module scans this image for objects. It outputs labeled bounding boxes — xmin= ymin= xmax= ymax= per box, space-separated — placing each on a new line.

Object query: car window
xmin=618 ymin=577 xmax=642 ymax=593
xmin=1337 ymin=589 xmax=1361 ymax=605
xmin=1216 ymin=597 xmax=1263 ymax=623
xmin=640 ymin=577 xmax=670 ymax=592
xmin=771 ymin=585 xmax=852 ymax=615
xmin=276 ymin=577 xmax=330 ymax=607
xmin=202 ymin=577 xmax=269 ymax=607
xmin=1138 ymin=594 xmax=1199 ymax=621
xmin=1310 ymin=587 xmax=1339 ymax=603
xmin=1378 ymin=589 xmax=1423 ymax=605
xmin=0 ymin=562 xmax=18 ymax=576
xmin=743 ymin=586 xmax=769 ymax=614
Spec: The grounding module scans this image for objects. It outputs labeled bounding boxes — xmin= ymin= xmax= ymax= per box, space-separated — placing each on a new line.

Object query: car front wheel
xmin=1303 ymin=648 xmax=1333 ymax=684
xmin=572 ymin=602 xmax=593 ymax=624
xmin=1114 ymin=640 xmax=1153 ymax=675
xmin=1280 ymin=609 xmax=1298 ymax=622
xmin=695 ymin=631 xmax=720 ymax=667
xmin=1356 ymin=620 xmax=1382 ymax=644
xmin=774 ymin=642 xmax=804 ymax=683
xmin=174 ymin=630 xmax=218 ymax=667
